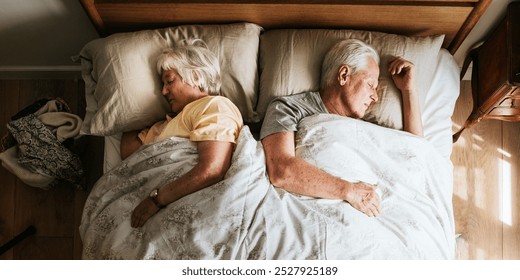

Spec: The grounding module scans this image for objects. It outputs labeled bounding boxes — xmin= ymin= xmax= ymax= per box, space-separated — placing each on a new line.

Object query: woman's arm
xmin=120 ymin=130 xmax=143 ymax=160
xmin=130 ymin=140 xmax=234 ymax=227
xmin=388 ymin=57 xmax=424 ymax=137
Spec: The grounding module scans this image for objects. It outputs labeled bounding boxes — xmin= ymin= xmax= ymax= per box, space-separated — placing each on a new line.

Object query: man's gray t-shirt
xmin=260 ymin=91 xmax=328 ymax=139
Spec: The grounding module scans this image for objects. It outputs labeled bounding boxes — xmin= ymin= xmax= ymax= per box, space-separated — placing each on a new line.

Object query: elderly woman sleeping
xmin=119 ymin=39 xmax=243 ymax=227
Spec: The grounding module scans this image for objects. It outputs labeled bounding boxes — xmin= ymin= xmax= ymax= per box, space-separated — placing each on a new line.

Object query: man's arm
xmin=388 ymin=57 xmax=423 ymax=136
xmin=262 ymin=131 xmax=381 ymax=217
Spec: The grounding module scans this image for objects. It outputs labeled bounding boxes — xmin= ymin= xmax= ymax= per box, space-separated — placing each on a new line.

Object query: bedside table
xmin=453 ymin=2 xmax=520 ymax=142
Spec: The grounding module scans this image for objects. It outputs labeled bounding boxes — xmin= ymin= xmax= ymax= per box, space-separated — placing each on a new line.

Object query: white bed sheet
xmin=421 ymin=49 xmax=460 ymax=159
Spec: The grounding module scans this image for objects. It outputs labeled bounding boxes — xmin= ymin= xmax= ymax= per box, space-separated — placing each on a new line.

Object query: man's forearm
xmin=401 ymin=90 xmax=423 ymax=136
xmin=262 ymin=131 xmax=380 ymax=216
xmin=268 ymin=155 xmax=350 ymax=200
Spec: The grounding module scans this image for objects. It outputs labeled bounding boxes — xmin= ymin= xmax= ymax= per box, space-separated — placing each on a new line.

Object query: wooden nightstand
xmin=453 ymin=2 xmax=520 ymax=142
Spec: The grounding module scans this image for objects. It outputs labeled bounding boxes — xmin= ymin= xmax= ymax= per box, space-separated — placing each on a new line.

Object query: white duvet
xmin=80 ymin=114 xmax=455 ymax=259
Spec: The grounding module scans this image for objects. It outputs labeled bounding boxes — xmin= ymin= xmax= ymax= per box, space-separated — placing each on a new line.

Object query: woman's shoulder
xmin=206 ymin=95 xmax=233 ymax=103
xmin=186 ymin=95 xmax=241 ymax=117
xmin=202 ymin=95 xmax=240 ymax=111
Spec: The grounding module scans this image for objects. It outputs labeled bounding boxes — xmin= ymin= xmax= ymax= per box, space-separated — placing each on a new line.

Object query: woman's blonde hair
xmin=320 ymin=39 xmax=380 ymax=89
xmin=157 ymin=39 xmax=221 ymax=95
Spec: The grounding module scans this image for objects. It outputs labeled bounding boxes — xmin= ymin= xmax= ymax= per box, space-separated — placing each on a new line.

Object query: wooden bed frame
xmin=79 ymin=0 xmax=491 ymax=55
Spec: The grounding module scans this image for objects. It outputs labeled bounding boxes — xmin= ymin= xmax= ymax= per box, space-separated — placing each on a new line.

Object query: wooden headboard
xmin=79 ymin=0 xmax=491 ymax=54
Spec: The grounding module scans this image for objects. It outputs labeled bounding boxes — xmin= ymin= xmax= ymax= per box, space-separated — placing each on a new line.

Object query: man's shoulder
xmin=270 ymin=92 xmax=323 ymax=110
xmin=272 ymin=91 xmax=319 ymax=102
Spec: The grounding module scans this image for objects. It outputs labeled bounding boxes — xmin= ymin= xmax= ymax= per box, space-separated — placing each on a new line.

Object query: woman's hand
xmin=131 ymin=198 xmax=160 ymax=228
xmin=388 ymin=56 xmax=416 ymax=94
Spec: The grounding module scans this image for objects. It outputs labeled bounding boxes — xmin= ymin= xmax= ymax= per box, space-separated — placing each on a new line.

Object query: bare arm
xmin=131 ymin=140 xmax=233 ymax=227
xmin=388 ymin=57 xmax=424 ymax=137
xmin=120 ymin=130 xmax=143 ymax=160
xmin=262 ymin=131 xmax=380 ymax=217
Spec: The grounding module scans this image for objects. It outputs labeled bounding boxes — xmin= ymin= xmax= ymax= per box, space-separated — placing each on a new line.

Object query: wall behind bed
xmin=0 ymin=0 xmax=98 ymax=79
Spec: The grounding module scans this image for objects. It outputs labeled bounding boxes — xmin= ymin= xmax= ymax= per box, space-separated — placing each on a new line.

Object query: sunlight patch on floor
xmin=473 ymin=168 xmax=486 ymax=210
xmin=453 ymin=166 xmax=468 ymax=200
xmin=498 ymin=157 xmax=512 ymax=226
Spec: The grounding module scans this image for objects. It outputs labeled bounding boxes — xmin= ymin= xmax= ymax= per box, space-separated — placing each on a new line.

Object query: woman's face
xmin=161 ymin=69 xmax=206 ymax=113
xmin=340 ymin=58 xmax=379 ymax=118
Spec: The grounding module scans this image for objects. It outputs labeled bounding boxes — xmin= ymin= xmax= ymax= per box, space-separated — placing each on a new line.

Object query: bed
xmin=77 ymin=0 xmax=490 ymax=259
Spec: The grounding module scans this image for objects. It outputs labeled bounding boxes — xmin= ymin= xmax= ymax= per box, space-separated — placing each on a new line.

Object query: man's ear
xmin=338 ymin=64 xmax=350 ymax=86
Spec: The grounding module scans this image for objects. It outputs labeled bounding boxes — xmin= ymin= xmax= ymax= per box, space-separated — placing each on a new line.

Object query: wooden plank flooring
xmin=0 ymin=79 xmax=518 ymax=259
xmin=502 ymin=121 xmax=520 ymax=259
xmin=452 ymin=80 xmax=520 ymax=259
xmin=0 ymin=79 xmax=103 ymax=260
xmin=0 ymin=80 xmax=19 ymax=260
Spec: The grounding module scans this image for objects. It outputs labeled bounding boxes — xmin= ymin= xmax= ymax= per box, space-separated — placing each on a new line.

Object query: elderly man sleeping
xmin=260 ymin=39 xmax=423 ymax=217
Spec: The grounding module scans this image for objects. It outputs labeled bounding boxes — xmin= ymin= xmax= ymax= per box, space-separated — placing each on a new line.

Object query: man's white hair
xmin=320 ymin=39 xmax=380 ymax=89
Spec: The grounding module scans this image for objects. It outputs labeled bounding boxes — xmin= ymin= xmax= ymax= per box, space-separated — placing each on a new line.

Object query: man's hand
xmin=345 ymin=182 xmax=381 ymax=217
xmin=388 ymin=56 xmax=416 ymax=93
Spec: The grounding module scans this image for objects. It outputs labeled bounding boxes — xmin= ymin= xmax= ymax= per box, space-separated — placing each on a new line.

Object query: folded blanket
xmin=0 ymin=146 xmax=55 ymax=189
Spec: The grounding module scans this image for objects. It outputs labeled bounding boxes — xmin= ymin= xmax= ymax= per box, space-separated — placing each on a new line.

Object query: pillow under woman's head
xmin=258 ymin=29 xmax=444 ymax=130
xmin=80 ymin=23 xmax=262 ymax=136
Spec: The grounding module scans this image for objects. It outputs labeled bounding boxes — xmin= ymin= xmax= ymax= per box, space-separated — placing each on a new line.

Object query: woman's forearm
xmin=154 ymin=140 xmax=233 ymax=206
xmin=120 ymin=130 xmax=143 ymax=160
xmin=154 ymin=161 xmax=228 ymax=206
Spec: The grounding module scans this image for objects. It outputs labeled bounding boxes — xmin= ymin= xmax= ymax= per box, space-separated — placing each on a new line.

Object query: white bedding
xmin=80 ymin=115 xmax=455 ymax=259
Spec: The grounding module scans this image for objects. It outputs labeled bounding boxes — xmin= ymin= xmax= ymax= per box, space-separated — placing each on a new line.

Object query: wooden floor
xmin=0 ymin=79 xmax=518 ymax=259
xmin=452 ymin=81 xmax=520 ymax=259
xmin=0 ymin=79 xmax=103 ymax=260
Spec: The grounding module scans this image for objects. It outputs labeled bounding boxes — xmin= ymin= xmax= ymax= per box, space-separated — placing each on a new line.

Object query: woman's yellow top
xmin=138 ymin=96 xmax=243 ymax=144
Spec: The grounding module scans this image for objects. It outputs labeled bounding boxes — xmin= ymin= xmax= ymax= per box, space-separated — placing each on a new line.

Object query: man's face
xmin=340 ymin=58 xmax=380 ymax=118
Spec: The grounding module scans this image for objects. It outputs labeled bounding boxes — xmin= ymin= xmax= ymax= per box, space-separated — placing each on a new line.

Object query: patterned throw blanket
xmin=0 ymin=99 xmax=84 ymax=189
xmin=80 ymin=115 xmax=455 ymax=259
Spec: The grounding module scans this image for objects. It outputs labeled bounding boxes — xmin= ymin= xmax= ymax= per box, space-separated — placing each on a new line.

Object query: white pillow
xmin=258 ymin=29 xmax=444 ymax=130
xmin=80 ymin=23 xmax=262 ymax=136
